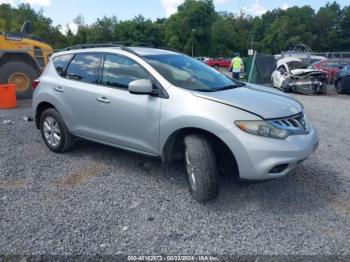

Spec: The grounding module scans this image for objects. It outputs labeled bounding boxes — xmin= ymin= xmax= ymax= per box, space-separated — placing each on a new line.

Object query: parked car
xmin=195 ymin=56 xmax=209 ymax=63
xmin=334 ymin=64 xmax=350 ymax=94
xmin=206 ymin=57 xmax=231 ymax=69
xmin=271 ymin=57 xmax=328 ymax=95
xmin=33 ymin=45 xmax=319 ymax=203
xmin=311 ymin=59 xmax=350 ymax=84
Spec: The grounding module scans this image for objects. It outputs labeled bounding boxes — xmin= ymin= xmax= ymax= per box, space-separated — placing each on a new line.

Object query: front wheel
xmin=40 ymin=108 xmax=75 ymax=153
xmin=319 ymin=85 xmax=327 ymax=95
xmin=336 ymin=80 xmax=344 ymax=94
xmin=271 ymin=78 xmax=275 ymax=88
xmin=184 ymin=134 xmax=219 ymax=203
xmin=281 ymin=79 xmax=292 ymax=93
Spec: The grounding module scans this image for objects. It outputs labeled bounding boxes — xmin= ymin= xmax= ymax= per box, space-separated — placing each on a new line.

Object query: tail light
xmin=32 ymin=79 xmax=40 ymax=90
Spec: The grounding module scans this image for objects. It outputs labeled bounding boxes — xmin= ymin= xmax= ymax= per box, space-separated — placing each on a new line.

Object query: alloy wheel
xmin=185 ymin=148 xmax=196 ymax=191
xmin=43 ymin=116 xmax=61 ymax=147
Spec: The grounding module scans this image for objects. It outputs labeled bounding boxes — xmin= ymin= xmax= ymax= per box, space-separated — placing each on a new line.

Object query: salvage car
xmin=33 ymin=44 xmax=319 ymax=203
xmin=334 ymin=64 xmax=350 ymax=94
xmin=271 ymin=57 xmax=328 ymax=95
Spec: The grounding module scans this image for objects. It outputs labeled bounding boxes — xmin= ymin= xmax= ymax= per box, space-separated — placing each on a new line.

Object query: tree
xmin=88 ymin=16 xmax=117 ymax=43
xmin=338 ymin=5 xmax=350 ymax=50
xmin=164 ymin=0 xmax=216 ymax=55
xmin=0 ymin=2 xmax=349 ymax=54
xmin=312 ymin=2 xmax=342 ymax=51
xmin=261 ymin=6 xmax=316 ymax=53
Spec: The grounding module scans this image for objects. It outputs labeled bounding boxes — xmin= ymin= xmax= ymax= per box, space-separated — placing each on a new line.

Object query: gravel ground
xmin=0 ymin=88 xmax=350 ymax=256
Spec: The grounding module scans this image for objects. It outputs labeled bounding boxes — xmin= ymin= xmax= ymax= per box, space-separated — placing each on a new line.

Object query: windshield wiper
xmin=194 ymin=89 xmax=216 ymax=92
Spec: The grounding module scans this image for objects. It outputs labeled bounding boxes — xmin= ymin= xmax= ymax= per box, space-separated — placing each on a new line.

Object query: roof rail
xmin=63 ymin=43 xmax=123 ymax=51
xmin=158 ymin=46 xmax=180 ymax=53
xmin=62 ymin=43 xmax=142 ymax=57
xmin=62 ymin=42 xmax=181 ymax=56
xmin=111 ymin=41 xmax=154 ymax=47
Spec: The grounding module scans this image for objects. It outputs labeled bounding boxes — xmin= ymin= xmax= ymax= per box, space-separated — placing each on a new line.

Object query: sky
xmin=0 ymin=0 xmax=348 ymax=34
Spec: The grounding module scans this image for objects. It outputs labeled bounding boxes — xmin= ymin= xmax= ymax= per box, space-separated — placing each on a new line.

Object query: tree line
xmin=0 ymin=0 xmax=349 ymax=56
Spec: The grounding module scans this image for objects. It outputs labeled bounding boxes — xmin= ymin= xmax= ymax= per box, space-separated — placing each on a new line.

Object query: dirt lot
xmin=0 ymin=88 xmax=350 ymax=256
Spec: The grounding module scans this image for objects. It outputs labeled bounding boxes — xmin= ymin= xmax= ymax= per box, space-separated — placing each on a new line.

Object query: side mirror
xmin=128 ymin=79 xmax=154 ymax=95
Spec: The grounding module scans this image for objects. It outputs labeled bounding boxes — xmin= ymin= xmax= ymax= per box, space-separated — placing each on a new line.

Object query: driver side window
xmin=101 ymin=54 xmax=150 ymax=89
xmin=278 ymin=65 xmax=287 ymax=75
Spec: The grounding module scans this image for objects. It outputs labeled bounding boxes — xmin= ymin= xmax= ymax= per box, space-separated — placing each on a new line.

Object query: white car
xmin=271 ymin=57 xmax=328 ymax=95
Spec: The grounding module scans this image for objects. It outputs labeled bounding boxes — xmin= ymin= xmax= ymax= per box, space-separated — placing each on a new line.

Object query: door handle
xmin=96 ymin=97 xmax=110 ymax=104
xmin=54 ymin=87 xmax=64 ymax=93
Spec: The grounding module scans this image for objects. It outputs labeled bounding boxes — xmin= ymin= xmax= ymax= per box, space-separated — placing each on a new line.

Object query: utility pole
xmin=250 ymin=35 xmax=254 ymax=50
xmin=191 ymin=29 xmax=196 ymax=57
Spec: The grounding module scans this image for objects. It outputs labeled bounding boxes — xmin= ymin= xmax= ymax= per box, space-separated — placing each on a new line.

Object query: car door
xmin=57 ymin=53 xmax=103 ymax=139
xmin=95 ymin=53 xmax=161 ymax=156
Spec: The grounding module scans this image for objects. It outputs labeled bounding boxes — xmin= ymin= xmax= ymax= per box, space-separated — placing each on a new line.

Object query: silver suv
xmin=33 ymin=44 xmax=319 ymax=202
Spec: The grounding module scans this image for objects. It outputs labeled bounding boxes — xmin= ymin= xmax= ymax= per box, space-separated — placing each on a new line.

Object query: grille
xmin=268 ymin=113 xmax=309 ymax=135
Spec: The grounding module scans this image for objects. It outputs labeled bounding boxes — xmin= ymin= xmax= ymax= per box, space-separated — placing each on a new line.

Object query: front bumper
xmin=289 ymin=80 xmax=324 ymax=86
xmin=223 ymin=123 xmax=319 ymax=180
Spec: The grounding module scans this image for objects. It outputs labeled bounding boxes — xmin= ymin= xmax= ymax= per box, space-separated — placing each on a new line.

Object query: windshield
xmin=144 ymin=54 xmax=244 ymax=92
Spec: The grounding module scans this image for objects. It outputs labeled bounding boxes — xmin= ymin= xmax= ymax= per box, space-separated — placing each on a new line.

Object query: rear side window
xmin=101 ymin=54 xmax=149 ymax=89
xmin=53 ymin=54 xmax=73 ymax=76
xmin=66 ymin=53 xmax=102 ymax=84
xmin=278 ymin=65 xmax=287 ymax=74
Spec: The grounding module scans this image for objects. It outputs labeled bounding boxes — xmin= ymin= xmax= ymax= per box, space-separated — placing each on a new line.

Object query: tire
xmin=40 ymin=108 xmax=75 ymax=153
xmin=281 ymin=79 xmax=292 ymax=93
xmin=0 ymin=61 xmax=39 ymax=99
xmin=336 ymin=80 xmax=344 ymax=94
xmin=319 ymin=85 xmax=327 ymax=95
xmin=184 ymin=134 xmax=219 ymax=203
xmin=214 ymin=64 xmax=219 ymax=70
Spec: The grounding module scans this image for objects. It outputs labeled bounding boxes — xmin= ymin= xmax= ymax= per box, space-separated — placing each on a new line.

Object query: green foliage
xmin=165 ymin=0 xmax=216 ymax=55
xmin=1 ymin=1 xmax=349 ymax=55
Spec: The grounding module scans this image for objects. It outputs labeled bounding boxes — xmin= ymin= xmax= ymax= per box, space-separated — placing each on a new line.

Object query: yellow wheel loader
xmin=0 ymin=21 xmax=53 ymax=99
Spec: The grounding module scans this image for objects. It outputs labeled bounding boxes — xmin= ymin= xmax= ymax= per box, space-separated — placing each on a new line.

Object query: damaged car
xmin=271 ymin=57 xmax=328 ymax=95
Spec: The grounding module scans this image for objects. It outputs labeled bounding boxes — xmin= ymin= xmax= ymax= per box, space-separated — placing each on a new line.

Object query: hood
xmin=192 ymin=83 xmax=303 ymax=119
xmin=291 ymin=69 xmax=327 ymax=76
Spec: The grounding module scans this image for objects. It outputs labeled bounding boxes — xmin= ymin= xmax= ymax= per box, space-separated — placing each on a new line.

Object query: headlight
xmin=235 ymin=120 xmax=289 ymax=139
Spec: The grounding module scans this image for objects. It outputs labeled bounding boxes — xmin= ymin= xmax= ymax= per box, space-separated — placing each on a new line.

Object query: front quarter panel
xmin=159 ymin=86 xmax=261 ymax=154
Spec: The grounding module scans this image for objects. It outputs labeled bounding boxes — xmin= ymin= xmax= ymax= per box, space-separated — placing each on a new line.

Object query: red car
xmin=206 ymin=57 xmax=231 ymax=69
xmin=311 ymin=59 xmax=350 ymax=83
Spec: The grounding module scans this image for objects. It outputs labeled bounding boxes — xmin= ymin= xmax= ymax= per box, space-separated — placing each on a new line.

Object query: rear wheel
xmin=0 ymin=61 xmax=39 ymax=99
xmin=40 ymin=108 xmax=75 ymax=153
xmin=214 ymin=64 xmax=219 ymax=70
xmin=184 ymin=134 xmax=219 ymax=203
